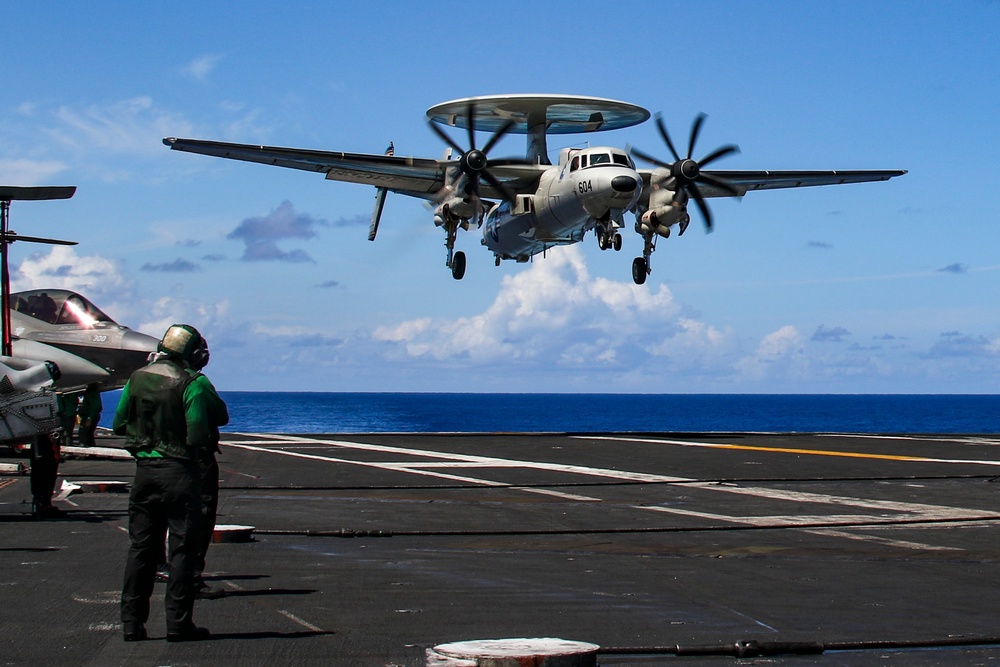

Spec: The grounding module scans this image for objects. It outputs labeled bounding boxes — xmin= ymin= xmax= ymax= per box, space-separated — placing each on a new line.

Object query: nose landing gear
xmin=596 ymin=224 xmax=623 ymax=252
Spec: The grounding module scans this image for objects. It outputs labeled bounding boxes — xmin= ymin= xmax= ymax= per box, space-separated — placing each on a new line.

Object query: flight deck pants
xmin=121 ymin=458 xmax=203 ymax=634
xmin=30 ymin=434 xmax=60 ymax=510
xmin=194 ymin=455 xmax=220 ymax=582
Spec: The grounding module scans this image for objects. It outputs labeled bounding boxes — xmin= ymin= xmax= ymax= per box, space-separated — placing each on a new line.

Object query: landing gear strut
xmin=632 ymin=227 xmax=656 ymax=286
xmin=441 ymin=205 xmax=468 ymax=280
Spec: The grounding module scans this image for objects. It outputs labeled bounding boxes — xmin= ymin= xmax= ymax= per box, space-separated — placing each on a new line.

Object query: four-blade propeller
xmin=630 ymin=113 xmax=740 ymax=232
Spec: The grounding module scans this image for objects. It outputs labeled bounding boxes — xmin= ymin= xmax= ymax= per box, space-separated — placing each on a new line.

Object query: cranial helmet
xmin=159 ymin=324 xmax=209 ymax=370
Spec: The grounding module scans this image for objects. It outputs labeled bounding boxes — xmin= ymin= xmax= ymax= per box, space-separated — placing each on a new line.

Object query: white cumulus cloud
xmin=734 ymin=325 xmax=807 ymax=382
xmin=13 ymin=245 xmax=126 ymax=297
xmin=372 ymin=246 xmax=723 ymax=375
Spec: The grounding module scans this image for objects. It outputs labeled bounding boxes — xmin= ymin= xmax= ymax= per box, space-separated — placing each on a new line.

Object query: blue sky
xmin=1 ymin=1 xmax=998 ymax=393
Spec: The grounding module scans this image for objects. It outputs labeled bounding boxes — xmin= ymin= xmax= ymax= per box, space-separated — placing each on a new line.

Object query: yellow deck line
xmin=579 ymin=436 xmax=1000 ymax=466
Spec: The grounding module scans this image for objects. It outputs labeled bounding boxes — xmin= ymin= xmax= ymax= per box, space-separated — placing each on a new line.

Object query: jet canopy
xmin=12 ymin=289 xmax=116 ymax=327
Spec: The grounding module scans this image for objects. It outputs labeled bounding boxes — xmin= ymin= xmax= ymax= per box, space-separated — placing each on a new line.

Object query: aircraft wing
xmin=163 ymin=138 xmax=544 ymax=201
xmin=638 ymin=169 xmax=907 ymax=198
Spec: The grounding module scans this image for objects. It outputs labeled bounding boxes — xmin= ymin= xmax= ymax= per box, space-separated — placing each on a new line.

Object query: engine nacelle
xmin=636 ymin=184 xmax=687 ymax=238
xmin=433 ymin=197 xmax=478 ymax=229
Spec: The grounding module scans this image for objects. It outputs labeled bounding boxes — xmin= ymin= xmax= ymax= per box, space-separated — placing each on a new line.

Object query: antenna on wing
xmin=0 ymin=187 xmax=78 ymax=356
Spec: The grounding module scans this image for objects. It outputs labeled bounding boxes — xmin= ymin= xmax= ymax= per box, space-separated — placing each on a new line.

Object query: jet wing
xmin=638 ymin=169 xmax=907 ymax=198
xmin=163 ymin=138 xmax=543 ymax=201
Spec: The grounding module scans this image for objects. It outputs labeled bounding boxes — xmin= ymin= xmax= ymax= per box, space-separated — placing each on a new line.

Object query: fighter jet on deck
xmin=0 ymin=187 xmax=159 ymax=444
xmin=11 ymin=289 xmax=158 ymax=390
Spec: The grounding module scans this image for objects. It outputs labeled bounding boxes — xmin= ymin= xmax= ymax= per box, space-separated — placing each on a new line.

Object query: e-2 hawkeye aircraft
xmin=164 ymin=94 xmax=906 ymax=285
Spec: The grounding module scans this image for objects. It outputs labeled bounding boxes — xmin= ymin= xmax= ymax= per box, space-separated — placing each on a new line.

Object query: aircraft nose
xmin=611 ymin=175 xmax=637 ymax=192
xmin=120 ymin=329 xmax=160 ymax=354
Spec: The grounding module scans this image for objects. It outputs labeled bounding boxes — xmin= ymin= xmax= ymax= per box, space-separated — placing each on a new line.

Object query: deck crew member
xmin=77 ymin=383 xmax=101 ymax=447
xmin=115 ymin=324 xmax=221 ymax=642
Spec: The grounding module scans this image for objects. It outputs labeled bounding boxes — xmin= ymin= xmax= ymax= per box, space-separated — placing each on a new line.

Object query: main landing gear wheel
xmin=451 ymin=251 xmax=466 ymax=280
xmin=597 ymin=229 xmax=623 ymax=252
xmin=632 ymin=257 xmax=647 ymax=285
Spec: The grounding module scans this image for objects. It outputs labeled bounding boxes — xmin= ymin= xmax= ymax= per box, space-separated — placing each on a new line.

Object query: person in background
xmin=30 ymin=431 xmax=62 ymax=518
xmin=190 ymin=341 xmax=228 ymax=599
xmin=77 ymin=383 xmax=102 ymax=447
xmin=115 ymin=324 xmax=222 ymax=643
xmin=31 ymin=391 xmax=78 ymax=517
xmin=57 ymin=391 xmax=78 ymax=447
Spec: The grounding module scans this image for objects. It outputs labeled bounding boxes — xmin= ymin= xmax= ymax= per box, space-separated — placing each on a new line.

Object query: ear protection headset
xmin=159 ymin=324 xmax=209 ymax=370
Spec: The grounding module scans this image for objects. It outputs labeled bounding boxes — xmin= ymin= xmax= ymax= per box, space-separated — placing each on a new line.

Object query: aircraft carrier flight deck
xmin=4 ymin=430 xmax=1000 ymax=666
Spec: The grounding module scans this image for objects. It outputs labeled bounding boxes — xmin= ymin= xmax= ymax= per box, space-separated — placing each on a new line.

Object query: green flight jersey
xmin=113 ymin=361 xmax=229 ymax=459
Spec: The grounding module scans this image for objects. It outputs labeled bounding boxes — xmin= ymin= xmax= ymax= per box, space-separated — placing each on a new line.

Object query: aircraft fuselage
xmin=482 ymin=146 xmax=641 ymax=261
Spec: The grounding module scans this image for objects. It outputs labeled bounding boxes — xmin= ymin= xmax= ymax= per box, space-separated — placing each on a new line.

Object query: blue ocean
xmin=100 ymin=393 xmax=1000 ymax=434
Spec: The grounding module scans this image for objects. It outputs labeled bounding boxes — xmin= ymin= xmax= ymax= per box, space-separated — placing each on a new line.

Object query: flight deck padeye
xmin=163 ymin=94 xmax=905 ymax=285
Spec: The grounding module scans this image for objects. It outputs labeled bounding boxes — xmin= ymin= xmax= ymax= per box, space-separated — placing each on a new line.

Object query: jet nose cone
xmin=121 ymin=329 xmax=160 ymax=354
xmin=611 ymin=175 xmax=638 ymax=192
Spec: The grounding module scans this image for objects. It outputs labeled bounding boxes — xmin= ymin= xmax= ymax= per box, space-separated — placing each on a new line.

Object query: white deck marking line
xmin=803 ymin=528 xmax=962 ymax=551
xmin=222 ymin=435 xmax=989 ymax=550
xmin=640 ymin=506 xmax=971 ymax=551
xmin=819 ymin=434 xmax=1000 ymax=447
xmin=684 ymin=482 xmax=1000 ymax=518
xmin=226 ymin=442 xmax=510 ymax=486
xmin=226 ymin=441 xmax=599 ymax=501
xmin=263 ymin=434 xmax=692 ymax=482
xmin=512 ymin=487 xmax=602 ymax=502
xmin=277 ymin=609 xmax=325 ymax=633
xmin=223 ymin=581 xmax=324 ymax=632
xmin=581 ymin=435 xmax=1000 ymax=467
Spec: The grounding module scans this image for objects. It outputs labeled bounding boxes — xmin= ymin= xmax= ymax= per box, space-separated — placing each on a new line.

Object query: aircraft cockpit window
xmin=588 ymin=153 xmax=612 ymax=167
xmin=613 ymin=153 xmax=631 ymax=167
xmin=570 ymin=155 xmax=580 ymax=172
xmin=13 ymin=289 xmax=116 ymax=327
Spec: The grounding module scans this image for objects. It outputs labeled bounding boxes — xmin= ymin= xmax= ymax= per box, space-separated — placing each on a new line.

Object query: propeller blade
xmin=428 ymin=105 xmax=532 ymax=210
xmin=698 ymin=144 xmax=740 ymax=169
xmin=654 ymin=114 xmax=682 ymax=162
xmin=628 ymin=146 xmax=672 ymax=170
xmin=638 ymin=113 xmax=742 ymax=232
xmin=687 ymin=113 xmax=706 ymax=160
xmin=480 ymin=119 xmax=514 ymax=156
xmin=696 ymin=172 xmax=741 ymax=198
xmin=481 ymin=169 xmax=517 ymax=204
xmin=427 ymin=121 xmax=465 ymax=157
xmin=687 ymin=183 xmax=713 ymax=232
xmin=466 ymin=103 xmax=476 ymax=151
